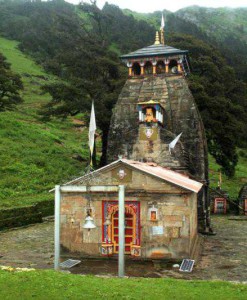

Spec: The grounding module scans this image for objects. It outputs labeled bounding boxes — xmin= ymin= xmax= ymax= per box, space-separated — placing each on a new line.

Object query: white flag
xmin=161 ymin=13 xmax=165 ymax=29
xmin=169 ymin=132 xmax=182 ymax=154
xmin=89 ymin=101 xmax=96 ymax=160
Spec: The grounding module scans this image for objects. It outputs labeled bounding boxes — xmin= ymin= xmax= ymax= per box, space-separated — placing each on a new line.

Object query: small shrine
xmin=238 ymin=184 xmax=247 ymax=215
xmin=137 ymin=100 xmax=165 ymax=125
xmin=210 ymin=188 xmax=229 ymax=214
xmin=59 ymin=159 xmax=202 ymax=260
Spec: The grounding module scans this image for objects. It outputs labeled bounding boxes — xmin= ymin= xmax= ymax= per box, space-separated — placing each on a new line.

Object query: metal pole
xmin=118 ymin=185 xmax=125 ymax=277
xmin=54 ymin=185 xmax=61 ymax=270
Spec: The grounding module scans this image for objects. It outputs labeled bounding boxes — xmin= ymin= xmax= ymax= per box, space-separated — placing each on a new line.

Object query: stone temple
xmin=107 ymin=31 xmax=210 ymax=233
xmin=57 ymin=25 xmax=211 ymax=262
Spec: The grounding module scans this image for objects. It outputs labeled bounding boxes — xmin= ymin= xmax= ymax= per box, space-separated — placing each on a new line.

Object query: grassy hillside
xmin=0 ymin=269 xmax=246 ymax=299
xmin=0 ymin=36 xmax=246 ymax=210
xmin=176 ymin=6 xmax=247 ymax=44
xmin=209 ymin=153 xmax=247 ymax=199
xmin=0 ymin=37 xmax=90 ymax=209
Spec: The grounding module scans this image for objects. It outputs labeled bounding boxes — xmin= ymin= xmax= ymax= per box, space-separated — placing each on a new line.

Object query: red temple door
xmin=112 ymin=210 xmax=134 ymax=254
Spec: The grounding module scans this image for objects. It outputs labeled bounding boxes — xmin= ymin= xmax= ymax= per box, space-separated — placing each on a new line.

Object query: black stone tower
xmin=107 ymin=28 xmax=211 ymax=233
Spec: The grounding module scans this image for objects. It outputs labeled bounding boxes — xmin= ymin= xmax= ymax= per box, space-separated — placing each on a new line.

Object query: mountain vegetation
xmin=0 ymin=52 xmax=23 ymax=111
xmin=0 ymin=37 xmax=88 ymax=208
xmin=0 ymin=0 xmax=246 ymax=208
xmin=176 ymin=6 xmax=247 ymax=80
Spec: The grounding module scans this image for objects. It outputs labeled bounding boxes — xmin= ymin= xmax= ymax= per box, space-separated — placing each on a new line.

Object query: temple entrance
xmin=102 ymin=201 xmax=141 ymax=255
xmin=112 ymin=210 xmax=135 ymax=254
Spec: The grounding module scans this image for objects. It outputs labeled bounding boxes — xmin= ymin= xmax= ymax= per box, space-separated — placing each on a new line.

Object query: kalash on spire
xmin=107 ymin=12 xmax=211 ymax=233
xmin=154 ymin=14 xmax=165 ymax=45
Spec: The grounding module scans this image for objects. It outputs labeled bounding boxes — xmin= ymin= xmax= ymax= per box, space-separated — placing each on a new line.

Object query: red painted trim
xmin=102 ymin=200 xmax=141 ymax=246
xmin=214 ymin=198 xmax=227 ymax=214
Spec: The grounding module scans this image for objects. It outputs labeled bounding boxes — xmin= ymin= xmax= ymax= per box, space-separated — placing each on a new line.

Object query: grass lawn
xmin=0 ymin=269 xmax=246 ymax=300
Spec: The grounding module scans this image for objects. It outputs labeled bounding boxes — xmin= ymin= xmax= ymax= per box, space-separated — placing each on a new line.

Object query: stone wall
xmin=0 ymin=199 xmax=54 ymax=230
xmin=60 ymin=190 xmax=197 ymax=260
xmin=107 ymin=74 xmax=209 ymax=231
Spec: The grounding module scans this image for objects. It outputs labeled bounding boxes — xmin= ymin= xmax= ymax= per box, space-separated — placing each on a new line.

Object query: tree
xmin=40 ymin=31 xmax=126 ymax=165
xmin=0 ymin=52 xmax=23 ymax=111
xmin=169 ymin=34 xmax=247 ymax=176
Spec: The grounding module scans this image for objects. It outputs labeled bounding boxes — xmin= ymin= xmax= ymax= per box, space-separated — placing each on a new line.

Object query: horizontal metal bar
xmin=60 ymin=185 xmax=119 ymax=193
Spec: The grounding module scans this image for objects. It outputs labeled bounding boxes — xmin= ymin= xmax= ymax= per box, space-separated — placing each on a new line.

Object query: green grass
xmin=0 ymin=37 xmax=91 ymax=209
xmin=208 ymin=153 xmax=247 ymax=199
xmin=0 ymin=269 xmax=246 ymax=300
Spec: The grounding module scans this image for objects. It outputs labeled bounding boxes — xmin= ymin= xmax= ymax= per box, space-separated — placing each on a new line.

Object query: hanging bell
xmin=103 ymin=215 xmax=112 ymax=226
xmin=83 ymin=215 xmax=96 ymax=229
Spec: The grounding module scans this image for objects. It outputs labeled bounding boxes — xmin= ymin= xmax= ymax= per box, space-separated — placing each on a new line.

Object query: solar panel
xmin=60 ymin=259 xmax=81 ymax=269
xmin=179 ymin=259 xmax=195 ymax=272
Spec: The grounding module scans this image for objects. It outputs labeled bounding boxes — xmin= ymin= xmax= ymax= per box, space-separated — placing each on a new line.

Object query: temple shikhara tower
xmin=58 ymin=18 xmax=211 ymax=262
xmin=107 ymin=25 xmax=210 ymax=233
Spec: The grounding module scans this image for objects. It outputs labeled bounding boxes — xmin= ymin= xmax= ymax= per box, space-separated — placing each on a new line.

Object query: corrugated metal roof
xmin=121 ymin=159 xmax=202 ymax=193
xmin=120 ymin=44 xmax=188 ymax=59
xmin=58 ymin=159 xmax=202 ymax=193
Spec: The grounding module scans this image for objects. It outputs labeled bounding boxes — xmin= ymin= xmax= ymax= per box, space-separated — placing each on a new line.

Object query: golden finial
xmin=154 ymin=31 xmax=160 ymax=45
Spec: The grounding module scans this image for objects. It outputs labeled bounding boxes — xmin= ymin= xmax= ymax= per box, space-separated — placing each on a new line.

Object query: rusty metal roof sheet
xmin=121 ymin=159 xmax=203 ymax=193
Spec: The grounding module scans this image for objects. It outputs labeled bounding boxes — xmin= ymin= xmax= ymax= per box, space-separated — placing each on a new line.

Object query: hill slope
xmin=0 ymin=37 xmax=90 ymax=209
xmin=0 ymin=3 xmax=246 ymax=210
xmin=0 ymin=35 xmax=245 ymax=206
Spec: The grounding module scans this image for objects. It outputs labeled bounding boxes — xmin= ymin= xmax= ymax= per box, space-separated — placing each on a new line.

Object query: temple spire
xmin=154 ymin=31 xmax=160 ymax=45
xmin=160 ymin=13 xmax=165 ymax=45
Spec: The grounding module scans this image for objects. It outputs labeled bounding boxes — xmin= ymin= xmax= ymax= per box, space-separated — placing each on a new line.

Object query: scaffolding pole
xmin=54 ymin=185 xmax=61 ymax=270
xmin=118 ymin=185 xmax=125 ymax=277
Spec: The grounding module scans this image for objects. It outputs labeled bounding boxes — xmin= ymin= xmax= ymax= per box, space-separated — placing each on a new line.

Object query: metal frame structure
xmin=54 ymin=184 xmax=125 ymax=277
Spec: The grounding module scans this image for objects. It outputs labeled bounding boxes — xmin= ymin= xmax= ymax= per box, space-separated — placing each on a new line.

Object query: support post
xmin=141 ymin=66 xmax=144 ymax=75
xmin=54 ymin=185 xmax=61 ymax=270
xmin=118 ymin=185 xmax=125 ymax=277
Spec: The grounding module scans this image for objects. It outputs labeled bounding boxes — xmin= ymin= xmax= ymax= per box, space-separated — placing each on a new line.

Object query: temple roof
xmin=120 ymin=44 xmax=188 ymax=60
xmin=58 ymin=159 xmax=203 ymax=193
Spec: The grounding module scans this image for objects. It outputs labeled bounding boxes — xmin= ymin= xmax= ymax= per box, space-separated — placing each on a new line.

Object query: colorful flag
xmin=169 ymin=132 xmax=182 ymax=154
xmin=89 ymin=101 xmax=96 ymax=165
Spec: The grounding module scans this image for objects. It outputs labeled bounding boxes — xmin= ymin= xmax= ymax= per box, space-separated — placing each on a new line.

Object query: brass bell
xmin=83 ymin=215 xmax=96 ymax=229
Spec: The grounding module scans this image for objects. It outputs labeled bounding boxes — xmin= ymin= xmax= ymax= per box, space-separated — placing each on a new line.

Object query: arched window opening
xmin=169 ymin=59 xmax=178 ymax=74
xmin=132 ymin=62 xmax=141 ymax=76
xmin=156 ymin=60 xmax=165 ymax=74
xmin=144 ymin=61 xmax=152 ymax=75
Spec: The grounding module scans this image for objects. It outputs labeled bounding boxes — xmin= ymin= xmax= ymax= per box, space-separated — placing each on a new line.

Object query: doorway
xmin=102 ymin=201 xmax=140 ymax=255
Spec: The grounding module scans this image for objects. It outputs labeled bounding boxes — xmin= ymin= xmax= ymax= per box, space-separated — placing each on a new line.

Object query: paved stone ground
xmin=0 ymin=216 xmax=246 ymax=281
xmin=0 ymin=219 xmax=54 ymax=269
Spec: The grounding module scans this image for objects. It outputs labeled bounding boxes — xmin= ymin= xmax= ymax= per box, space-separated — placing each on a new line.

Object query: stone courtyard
xmin=0 ymin=215 xmax=246 ymax=282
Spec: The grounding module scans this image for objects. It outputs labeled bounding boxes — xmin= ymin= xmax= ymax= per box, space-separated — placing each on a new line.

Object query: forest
xmin=0 ymin=0 xmax=246 ymax=179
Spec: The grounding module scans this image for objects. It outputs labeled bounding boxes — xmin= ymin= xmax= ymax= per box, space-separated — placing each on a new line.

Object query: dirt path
xmin=0 ymin=216 xmax=246 ymax=281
